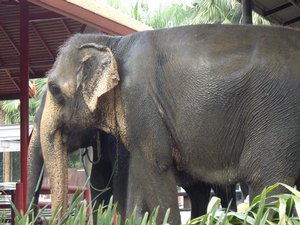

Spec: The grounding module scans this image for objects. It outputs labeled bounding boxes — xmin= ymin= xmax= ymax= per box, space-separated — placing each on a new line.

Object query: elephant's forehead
xmin=48 ymin=51 xmax=78 ymax=97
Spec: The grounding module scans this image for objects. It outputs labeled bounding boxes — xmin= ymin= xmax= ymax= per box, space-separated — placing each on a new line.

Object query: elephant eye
xmin=49 ymin=82 xmax=65 ymax=104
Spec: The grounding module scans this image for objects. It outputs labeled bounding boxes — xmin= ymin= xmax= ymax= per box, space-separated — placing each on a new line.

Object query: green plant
xmin=189 ymin=183 xmax=300 ymax=225
xmin=10 ymin=190 xmax=170 ymax=225
xmin=7 ymin=183 xmax=300 ymax=224
xmin=2 ymin=78 xmax=47 ymax=124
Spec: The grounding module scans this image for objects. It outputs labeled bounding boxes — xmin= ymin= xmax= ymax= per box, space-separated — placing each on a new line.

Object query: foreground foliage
xmin=5 ymin=183 xmax=300 ymax=224
xmin=9 ymin=191 xmax=170 ymax=225
xmin=190 ymin=183 xmax=300 ymax=225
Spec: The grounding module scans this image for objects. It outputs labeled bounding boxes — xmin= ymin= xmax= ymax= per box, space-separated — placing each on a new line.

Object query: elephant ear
xmin=78 ymin=43 xmax=120 ymax=112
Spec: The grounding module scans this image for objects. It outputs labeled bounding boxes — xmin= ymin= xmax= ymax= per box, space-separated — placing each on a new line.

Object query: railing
xmin=0 ymin=185 xmax=90 ymax=225
xmin=35 ymin=185 xmax=91 ymax=224
xmin=0 ymin=189 xmax=16 ymax=225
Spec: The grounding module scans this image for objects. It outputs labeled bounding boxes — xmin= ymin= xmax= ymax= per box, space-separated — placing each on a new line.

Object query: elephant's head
xmin=40 ymin=36 xmax=120 ymax=216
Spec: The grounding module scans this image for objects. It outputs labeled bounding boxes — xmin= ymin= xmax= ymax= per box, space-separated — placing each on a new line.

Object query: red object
xmin=83 ymin=188 xmax=91 ymax=215
xmin=114 ymin=211 xmax=118 ymax=225
xmin=19 ymin=0 xmax=29 ymax=212
xmin=16 ymin=183 xmax=24 ymax=215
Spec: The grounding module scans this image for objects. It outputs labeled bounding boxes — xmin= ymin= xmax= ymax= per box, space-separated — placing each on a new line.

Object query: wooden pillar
xmin=4 ymin=151 xmax=11 ymax=182
xmin=242 ymin=0 xmax=253 ymax=24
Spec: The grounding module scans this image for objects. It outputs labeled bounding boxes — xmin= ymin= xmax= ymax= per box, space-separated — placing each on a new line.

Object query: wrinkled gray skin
xmin=40 ymin=24 xmax=300 ymax=224
xmin=27 ymin=94 xmax=237 ymax=222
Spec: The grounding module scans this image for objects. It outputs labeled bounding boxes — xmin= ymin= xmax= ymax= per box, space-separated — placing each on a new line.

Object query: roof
xmin=251 ymin=0 xmax=300 ymax=27
xmin=0 ymin=0 xmax=151 ymax=100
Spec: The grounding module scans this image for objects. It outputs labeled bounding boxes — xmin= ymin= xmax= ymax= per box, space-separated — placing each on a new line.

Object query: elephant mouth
xmin=64 ymin=127 xmax=99 ymax=152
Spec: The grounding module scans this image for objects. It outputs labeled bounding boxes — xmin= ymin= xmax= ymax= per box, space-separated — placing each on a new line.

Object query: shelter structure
xmin=241 ymin=0 xmax=300 ymax=26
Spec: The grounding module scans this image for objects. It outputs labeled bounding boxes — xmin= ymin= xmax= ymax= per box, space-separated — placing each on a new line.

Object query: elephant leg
xmin=240 ymin=182 xmax=249 ymax=199
xmin=126 ymin=151 xmax=181 ymax=225
xmin=213 ymin=185 xmax=237 ymax=211
xmin=184 ymin=182 xmax=211 ymax=218
xmin=111 ymin=147 xmax=129 ymax=219
xmin=295 ymin=178 xmax=300 ymax=190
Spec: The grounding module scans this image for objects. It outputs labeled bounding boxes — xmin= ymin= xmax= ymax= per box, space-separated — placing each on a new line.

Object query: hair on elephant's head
xmin=40 ymin=35 xmax=120 ymax=217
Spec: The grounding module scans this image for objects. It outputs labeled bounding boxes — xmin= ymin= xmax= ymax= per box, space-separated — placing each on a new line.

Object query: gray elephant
xmin=27 ymin=93 xmax=129 ymax=221
xmin=38 ymin=24 xmax=300 ymax=224
xmin=27 ymin=94 xmax=238 ymax=222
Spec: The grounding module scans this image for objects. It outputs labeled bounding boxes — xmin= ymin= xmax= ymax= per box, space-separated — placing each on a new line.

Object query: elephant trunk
xmin=40 ymin=92 xmax=68 ymax=217
xmin=27 ymin=127 xmax=44 ymax=211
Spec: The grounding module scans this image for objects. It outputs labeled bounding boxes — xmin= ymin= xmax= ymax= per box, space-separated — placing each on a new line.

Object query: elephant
xmin=27 ymin=94 xmax=238 ymax=222
xmin=38 ymin=24 xmax=300 ymax=224
xmin=27 ymin=93 xmax=130 ymax=222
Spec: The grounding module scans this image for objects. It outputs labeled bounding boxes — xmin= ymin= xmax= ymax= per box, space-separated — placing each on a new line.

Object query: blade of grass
xmin=253 ymin=188 xmax=267 ymax=225
xmin=278 ymin=197 xmax=287 ymax=225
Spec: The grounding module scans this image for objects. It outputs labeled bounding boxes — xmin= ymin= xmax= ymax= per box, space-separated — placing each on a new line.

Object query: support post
xmin=16 ymin=183 xmax=24 ymax=215
xmin=20 ymin=0 xmax=29 ymax=212
xmin=4 ymin=151 xmax=11 ymax=182
xmin=242 ymin=0 xmax=253 ymax=24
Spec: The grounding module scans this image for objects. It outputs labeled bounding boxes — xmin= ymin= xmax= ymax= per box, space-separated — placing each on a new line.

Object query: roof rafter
xmin=0 ymin=23 xmax=21 ymax=56
xmin=0 ymin=61 xmax=53 ymax=72
xmin=284 ymin=16 xmax=300 ymax=25
xmin=0 ymin=23 xmax=35 ymax=76
xmin=60 ymin=19 xmax=72 ymax=34
xmin=30 ymin=22 xmax=55 ymax=59
xmin=0 ymin=12 xmax=66 ymax=23
xmin=5 ymin=69 xmax=20 ymax=91
xmin=263 ymin=3 xmax=292 ymax=17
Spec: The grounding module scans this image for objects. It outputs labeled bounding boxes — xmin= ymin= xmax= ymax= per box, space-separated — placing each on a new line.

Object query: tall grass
xmin=190 ymin=183 xmax=300 ymax=225
xmin=7 ymin=190 xmax=170 ymax=225
xmin=5 ymin=183 xmax=300 ymax=224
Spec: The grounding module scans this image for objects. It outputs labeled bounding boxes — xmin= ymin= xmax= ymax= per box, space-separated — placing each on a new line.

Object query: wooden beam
xmin=284 ymin=16 xmax=300 ymax=25
xmin=0 ymin=11 xmax=66 ymax=23
xmin=60 ymin=19 xmax=72 ymax=34
xmin=0 ymin=23 xmax=35 ymax=75
xmin=5 ymin=69 xmax=20 ymax=91
xmin=0 ymin=24 xmax=21 ymax=55
xmin=242 ymin=0 xmax=253 ymax=24
xmin=288 ymin=0 xmax=300 ymax=11
xmin=28 ymin=0 xmax=151 ymax=35
xmin=30 ymin=22 xmax=55 ymax=59
xmin=263 ymin=3 xmax=293 ymax=17
xmin=0 ymin=61 xmax=53 ymax=71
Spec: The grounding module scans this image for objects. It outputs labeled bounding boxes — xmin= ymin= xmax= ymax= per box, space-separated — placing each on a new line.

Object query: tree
xmin=190 ymin=0 xmax=269 ymax=25
xmin=99 ymin=0 xmax=269 ymax=29
xmin=1 ymin=78 xmax=47 ymax=124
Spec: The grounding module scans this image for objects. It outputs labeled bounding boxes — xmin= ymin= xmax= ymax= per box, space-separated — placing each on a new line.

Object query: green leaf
xmin=254 ymin=188 xmax=267 ymax=225
xmin=280 ymin=183 xmax=300 ymax=198
xmin=292 ymin=196 xmax=300 ymax=219
xmin=258 ymin=208 xmax=270 ymax=225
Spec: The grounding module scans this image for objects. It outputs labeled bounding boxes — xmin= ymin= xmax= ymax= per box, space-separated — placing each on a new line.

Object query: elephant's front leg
xmin=126 ymin=150 xmax=181 ymax=224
